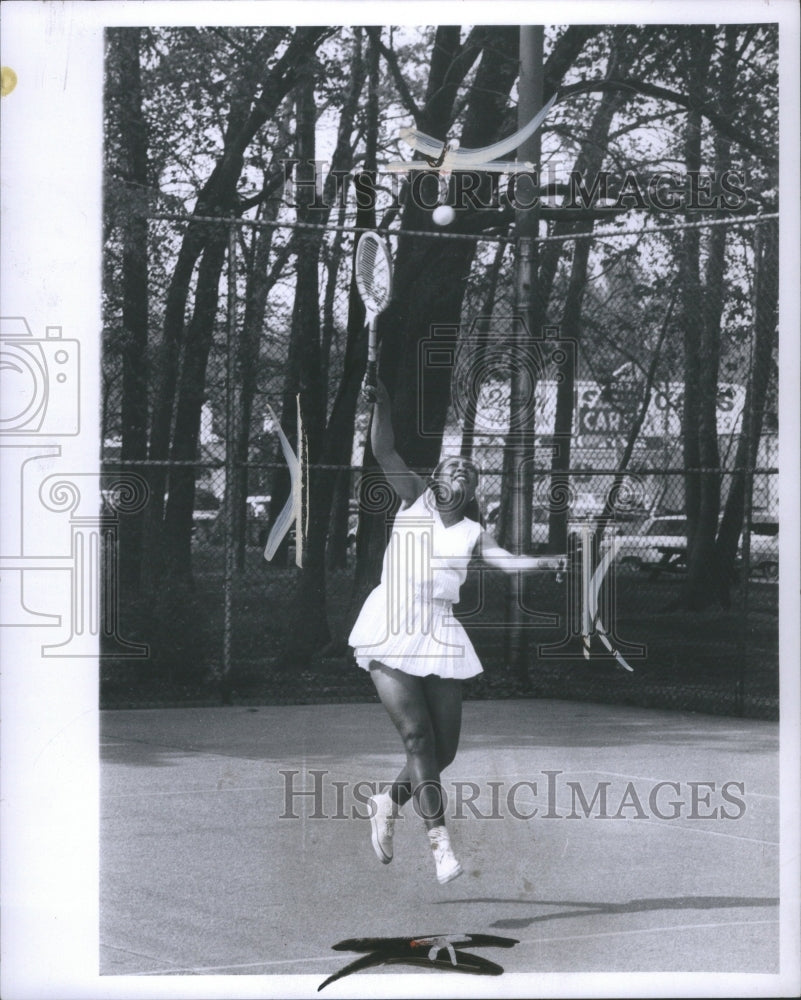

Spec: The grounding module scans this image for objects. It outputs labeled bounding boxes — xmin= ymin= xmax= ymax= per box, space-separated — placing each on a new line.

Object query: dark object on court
xmin=317 ymin=932 xmax=519 ymax=990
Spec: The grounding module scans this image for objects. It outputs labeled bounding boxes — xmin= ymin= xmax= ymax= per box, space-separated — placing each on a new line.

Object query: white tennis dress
xmin=349 ymin=488 xmax=484 ymax=679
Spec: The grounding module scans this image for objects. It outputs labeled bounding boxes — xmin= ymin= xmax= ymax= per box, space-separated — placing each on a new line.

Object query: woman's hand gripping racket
xmin=355 ymin=231 xmax=393 ymax=403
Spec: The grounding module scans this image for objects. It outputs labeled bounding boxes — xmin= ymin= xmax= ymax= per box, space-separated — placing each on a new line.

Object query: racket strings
xmin=356 ymin=235 xmax=392 ymax=311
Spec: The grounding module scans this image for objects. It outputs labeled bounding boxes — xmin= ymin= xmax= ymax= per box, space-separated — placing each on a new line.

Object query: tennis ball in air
xmin=432 ymin=205 xmax=455 ymax=226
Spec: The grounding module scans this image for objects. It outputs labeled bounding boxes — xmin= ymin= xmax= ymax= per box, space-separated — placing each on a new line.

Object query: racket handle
xmin=362 ymin=360 xmax=378 ymax=403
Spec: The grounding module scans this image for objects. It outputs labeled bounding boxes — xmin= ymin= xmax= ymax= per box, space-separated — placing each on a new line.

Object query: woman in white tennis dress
xmin=350 ymin=381 xmax=563 ymax=884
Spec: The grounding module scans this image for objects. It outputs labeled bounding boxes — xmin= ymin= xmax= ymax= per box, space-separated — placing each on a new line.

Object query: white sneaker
xmin=368 ymin=792 xmax=397 ymax=864
xmin=427 ymin=826 xmax=463 ymax=884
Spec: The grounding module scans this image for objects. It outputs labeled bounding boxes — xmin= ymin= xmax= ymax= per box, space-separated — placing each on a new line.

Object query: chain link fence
xmin=101 ymin=213 xmax=778 ymax=718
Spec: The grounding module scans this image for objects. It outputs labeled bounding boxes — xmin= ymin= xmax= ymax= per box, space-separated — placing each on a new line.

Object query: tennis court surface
xmin=101 ymin=699 xmax=781 ymax=990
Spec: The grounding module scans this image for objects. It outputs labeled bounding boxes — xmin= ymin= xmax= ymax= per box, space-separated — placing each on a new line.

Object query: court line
xmin=101 ymin=941 xmax=188 ymax=969
xmin=485 ymin=770 xmax=779 ymax=800
xmin=545 ymin=775 xmax=779 ymax=846
xmin=584 ymin=770 xmax=779 ymax=800
xmin=103 ymin=786 xmax=275 ymax=798
xmin=139 ymin=954 xmax=337 ymax=975
xmin=516 ymin=917 xmax=780 ymax=948
xmin=103 ymin=782 xmax=386 ymax=799
xmin=634 ymin=822 xmax=778 ymax=846
xmin=100 ymin=735 xmax=272 ymax=763
xmin=103 ymin=783 xmax=779 ymax=803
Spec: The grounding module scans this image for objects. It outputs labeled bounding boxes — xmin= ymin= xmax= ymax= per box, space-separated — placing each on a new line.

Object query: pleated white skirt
xmin=349 ymin=586 xmax=483 ymax=679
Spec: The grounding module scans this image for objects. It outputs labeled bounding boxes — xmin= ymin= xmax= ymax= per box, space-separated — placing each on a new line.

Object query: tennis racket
xmin=355 ymin=231 xmax=393 ymax=402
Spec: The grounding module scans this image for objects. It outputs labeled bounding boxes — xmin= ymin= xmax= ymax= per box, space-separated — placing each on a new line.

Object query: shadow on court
xmin=101 ymin=699 xmax=779 ymax=983
xmin=434 ymin=895 xmax=779 ymax=930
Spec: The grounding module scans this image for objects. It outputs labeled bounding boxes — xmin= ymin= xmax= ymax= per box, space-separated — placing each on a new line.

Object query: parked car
xmin=485 ymin=497 xmax=606 ymax=549
xmin=747 ymin=520 xmax=778 ymax=581
xmin=613 ymin=513 xmax=778 ymax=581
xmin=192 ymin=486 xmax=221 ymax=541
xmin=485 ymin=502 xmax=551 ymax=546
xmin=613 ymin=514 xmax=688 ymax=573
xmin=246 ymin=495 xmax=271 ymax=519
xmin=246 ymin=495 xmax=271 ymax=546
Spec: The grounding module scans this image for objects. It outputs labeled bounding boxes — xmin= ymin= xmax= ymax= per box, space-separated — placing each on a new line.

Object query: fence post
xmin=736 ymin=220 xmax=762 ymax=716
xmin=506 ymin=25 xmax=544 ymax=682
xmin=221 ymin=221 xmax=238 ymax=703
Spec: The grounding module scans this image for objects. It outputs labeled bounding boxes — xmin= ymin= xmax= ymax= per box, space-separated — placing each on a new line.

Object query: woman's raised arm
xmin=370 ymin=380 xmax=425 ymax=504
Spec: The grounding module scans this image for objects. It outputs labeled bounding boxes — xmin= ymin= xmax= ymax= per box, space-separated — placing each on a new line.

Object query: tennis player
xmin=349 ymin=380 xmax=563 ymax=884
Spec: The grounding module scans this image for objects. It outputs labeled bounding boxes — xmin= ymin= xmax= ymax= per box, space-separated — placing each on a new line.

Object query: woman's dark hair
xmin=431 ymin=457 xmax=480 ymax=482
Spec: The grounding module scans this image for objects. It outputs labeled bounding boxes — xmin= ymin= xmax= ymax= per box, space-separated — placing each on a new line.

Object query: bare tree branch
xmin=558 ymin=78 xmax=777 ymax=165
xmin=369 ymin=28 xmax=422 ymax=124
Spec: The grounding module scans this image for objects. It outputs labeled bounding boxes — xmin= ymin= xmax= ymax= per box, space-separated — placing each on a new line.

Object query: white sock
xmin=427 ymin=825 xmax=457 ymax=856
xmin=374 ymin=791 xmax=400 ymax=817
xmin=427 ymin=825 xmax=462 ymax=883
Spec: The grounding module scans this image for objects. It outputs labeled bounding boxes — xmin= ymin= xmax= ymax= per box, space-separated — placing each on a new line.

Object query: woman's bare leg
xmin=369 ymin=662 xmax=462 ymax=827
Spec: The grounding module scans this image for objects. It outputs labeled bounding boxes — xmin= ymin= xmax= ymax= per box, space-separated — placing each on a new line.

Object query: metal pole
xmin=507 ymin=25 xmax=543 ymax=678
xmin=221 ymin=222 xmax=238 ymax=703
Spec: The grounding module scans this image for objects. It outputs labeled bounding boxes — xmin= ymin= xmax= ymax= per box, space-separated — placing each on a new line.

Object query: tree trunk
xmin=327 ymin=467 xmax=353 ymax=570
xmin=679 ymin=27 xmax=737 ymax=610
xmin=546 ymin=229 xmax=591 ymax=553
xmin=460 ymin=241 xmax=506 ymax=461
xmin=320 ymin=207 xmax=348 ymax=398
xmin=676 ymin=30 xmax=714 ymax=603
xmin=328 ymin=145 xmax=377 ymax=580
xmin=232 ymin=192 xmax=282 ymax=569
xmin=322 ymin=206 xmax=356 ymax=572
xmin=272 ymin=76 xmax=328 ymax=653
xmin=680 ymin=225 xmax=726 ymax=607
xmin=109 ymin=27 xmax=149 ymax=594
xmin=162 ymin=229 xmax=229 ymax=578
xmin=714 ymin=227 xmax=778 ymax=598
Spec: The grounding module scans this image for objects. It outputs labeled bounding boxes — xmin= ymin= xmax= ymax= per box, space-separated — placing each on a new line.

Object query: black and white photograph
xmin=1 ymin=2 xmax=799 ymax=997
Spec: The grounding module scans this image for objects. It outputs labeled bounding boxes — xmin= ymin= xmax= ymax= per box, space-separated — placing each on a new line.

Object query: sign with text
xmin=475 ymin=380 xmax=746 ymax=440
